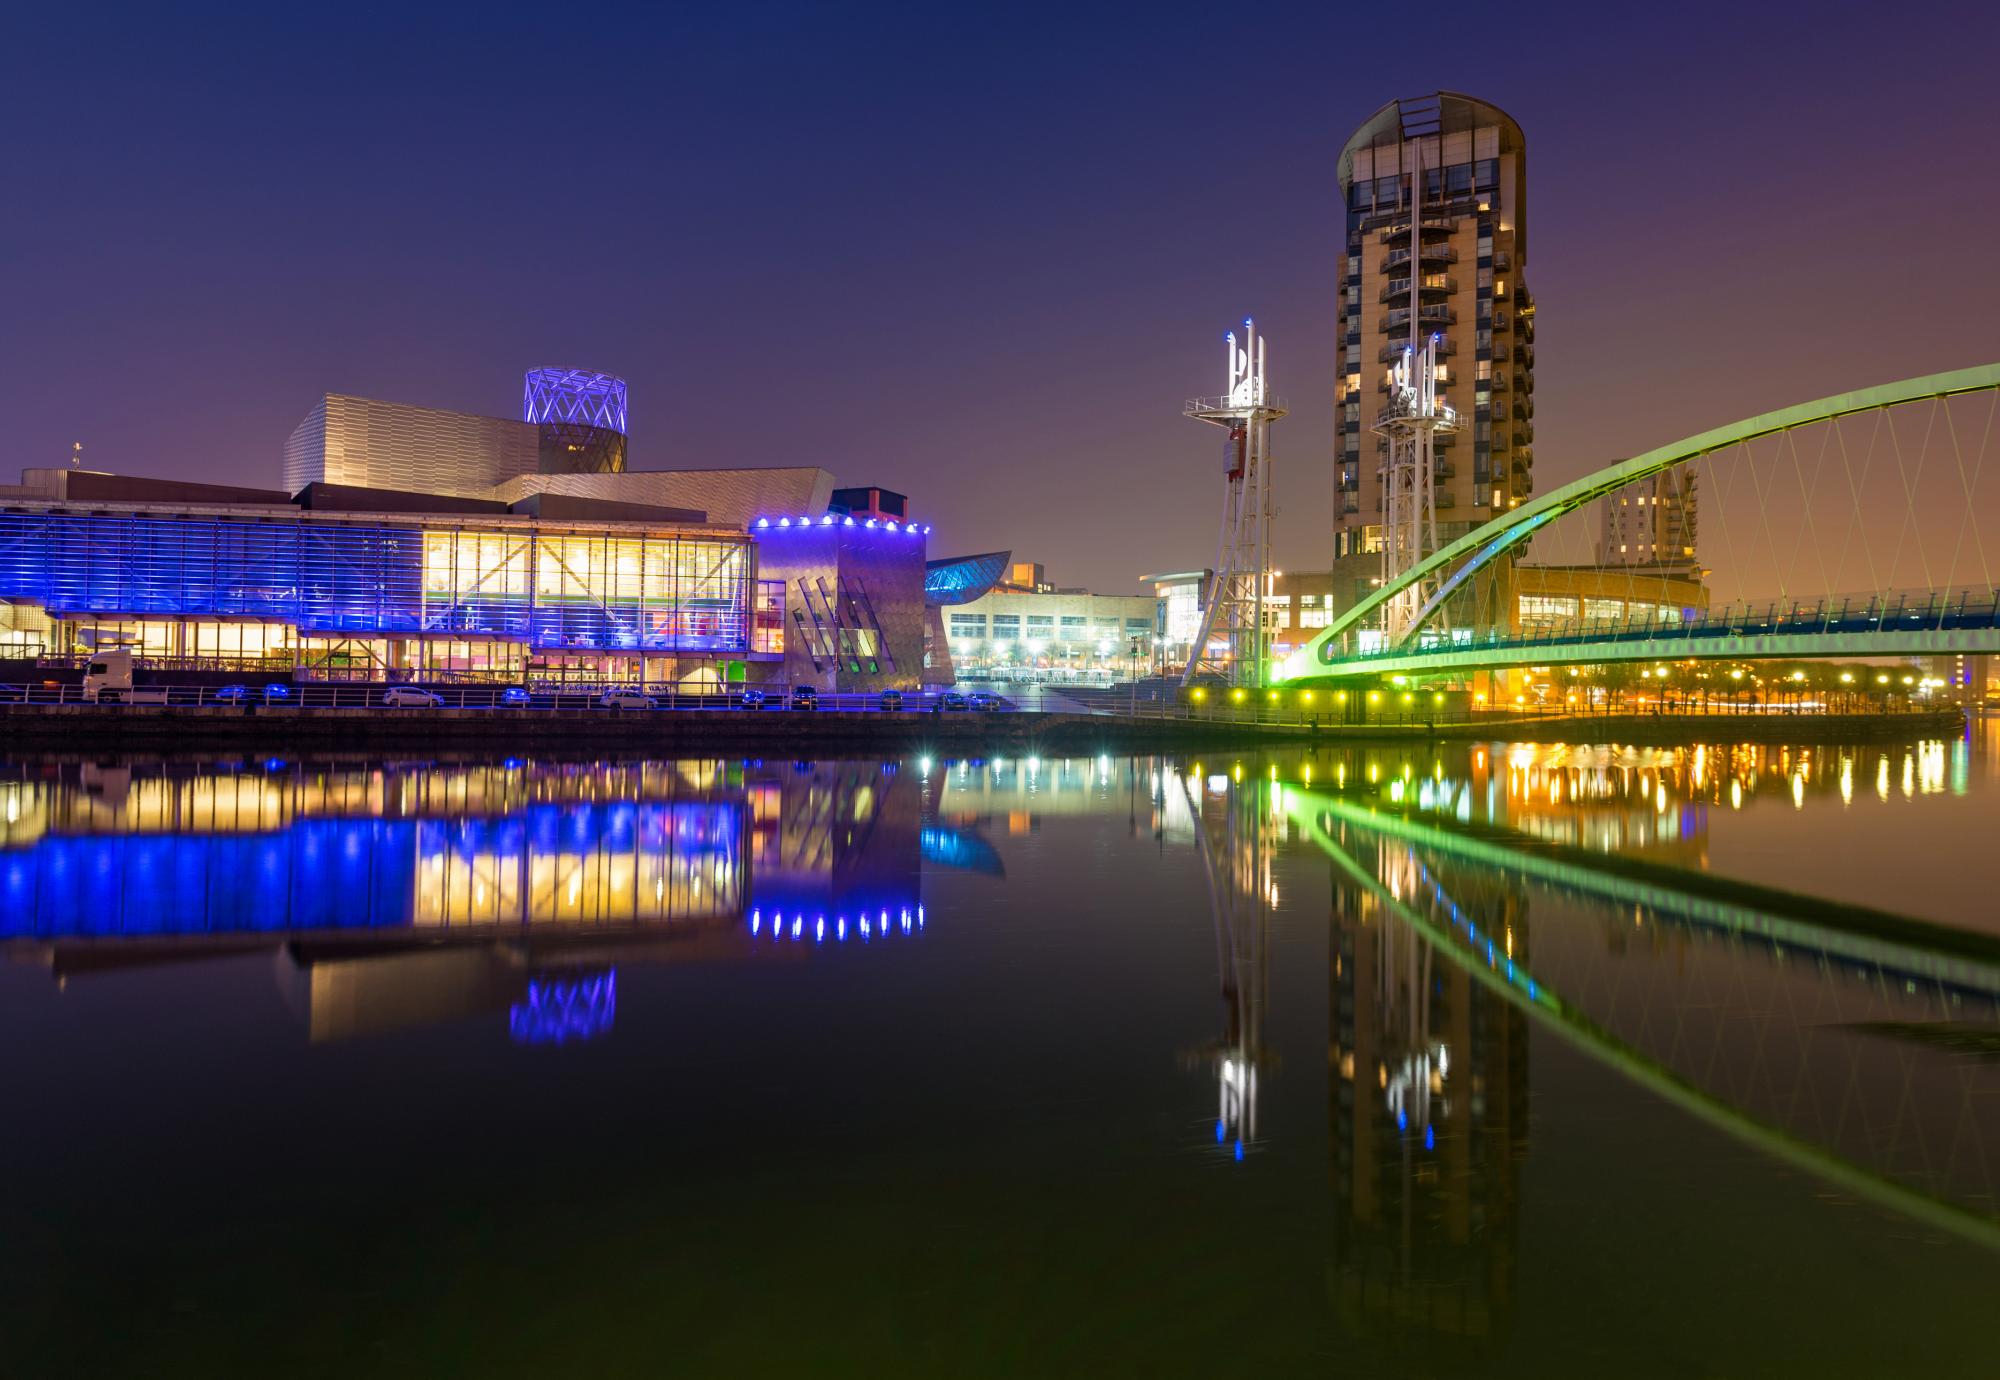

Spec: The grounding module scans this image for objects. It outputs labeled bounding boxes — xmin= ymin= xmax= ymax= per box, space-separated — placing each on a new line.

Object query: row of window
xmin=1347 ymin=159 xmax=1501 ymax=212
xmin=1518 ymin=595 xmax=1692 ymax=625
xmin=948 ymin=613 xmax=1152 ymax=636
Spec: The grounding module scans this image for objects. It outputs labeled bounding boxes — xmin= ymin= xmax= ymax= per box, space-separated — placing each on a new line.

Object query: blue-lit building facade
xmin=0 ymin=486 xmax=768 ymax=686
xmin=0 ymin=369 xmax=937 ymax=690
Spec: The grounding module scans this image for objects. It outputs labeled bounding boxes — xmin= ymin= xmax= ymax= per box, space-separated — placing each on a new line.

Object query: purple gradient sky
xmin=3 ymin=1 xmax=1998 ymax=591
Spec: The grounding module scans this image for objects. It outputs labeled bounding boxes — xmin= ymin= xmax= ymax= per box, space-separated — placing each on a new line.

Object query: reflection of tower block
xmin=1327 ymin=858 xmax=1528 ymax=1351
xmin=1182 ymin=320 xmax=1288 ymax=687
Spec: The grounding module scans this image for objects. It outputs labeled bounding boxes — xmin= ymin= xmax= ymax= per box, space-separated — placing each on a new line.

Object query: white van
xmin=82 ymin=650 xmax=169 ymax=705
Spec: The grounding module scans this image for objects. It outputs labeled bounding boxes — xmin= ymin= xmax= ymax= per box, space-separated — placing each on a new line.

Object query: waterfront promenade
xmin=0 ymin=698 xmax=1963 ymax=752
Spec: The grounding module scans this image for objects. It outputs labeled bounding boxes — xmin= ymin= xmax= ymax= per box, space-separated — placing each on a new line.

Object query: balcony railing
xmin=1378 ymin=217 xmax=1461 ymax=243
xmin=1380 ymin=276 xmax=1457 ymax=303
xmin=1382 ymin=245 xmax=1457 ymax=273
xmin=1382 ymin=307 xmax=1455 ymax=333
xmin=1380 ymin=337 xmax=1454 ymax=362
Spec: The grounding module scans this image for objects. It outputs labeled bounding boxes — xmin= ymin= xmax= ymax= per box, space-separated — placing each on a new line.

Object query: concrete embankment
xmin=0 ymin=702 xmax=1965 ymax=754
xmin=1415 ymin=708 xmax=1967 ymax=745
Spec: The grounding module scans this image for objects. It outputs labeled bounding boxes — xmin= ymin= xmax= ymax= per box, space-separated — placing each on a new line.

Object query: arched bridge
xmin=1275 ymin=364 xmax=2000 ymax=683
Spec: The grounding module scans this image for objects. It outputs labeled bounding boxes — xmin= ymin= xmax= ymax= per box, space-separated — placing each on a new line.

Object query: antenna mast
xmin=1182 ymin=319 xmax=1288 ymax=687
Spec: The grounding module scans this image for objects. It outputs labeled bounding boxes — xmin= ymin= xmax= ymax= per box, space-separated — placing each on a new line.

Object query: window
xmin=1583 ymin=598 xmax=1624 ymax=621
xmin=1059 ymin=616 xmax=1087 ymax=638
xmin=990 ymin=614 xmax=1020 ymax=638
xmin=1518 ymin=595 xmax=1579 ymax=627
xmin=1026 ymin=615 xmax=1054 ymax=631
xmin=1124 ymin=618 xmax=1151 ymax=634
xmin=949 ymin=614 xmax=986 ymax=635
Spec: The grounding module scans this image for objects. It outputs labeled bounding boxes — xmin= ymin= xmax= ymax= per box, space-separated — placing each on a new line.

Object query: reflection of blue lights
xmin=1396 ymin=1109 xmax=1408 ymax=1134
xmin=749 ymin=895 xmax=926 ymax=949
xmin=920 ymin=825 xmax=1003 ymax=875
xmin=1424 ymin=1124 xmax=1435 ymax=1151
xmin=1233 ymin=1140 xmax=1245 ymax=1163
xmin=509 ymin=970 xmax=616 ymax=1045
xmin=1215 ymin=1119 xmax=1226 ymax=1144
xmin=0 ymin=801 xmax=741 ymax=938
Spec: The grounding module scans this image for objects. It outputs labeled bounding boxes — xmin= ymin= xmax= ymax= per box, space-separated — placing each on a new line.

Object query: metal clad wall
xmin=284 ymin=395 xmax=543 ymax=498
xmin=755 ymin=525 xmax=928 ymax=691
xmin=491 ymin=468 xmax=836 ymax=527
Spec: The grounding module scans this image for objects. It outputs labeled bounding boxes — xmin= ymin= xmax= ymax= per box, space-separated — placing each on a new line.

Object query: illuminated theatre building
xmin=0 ymin=370 xmax=936 ymax=692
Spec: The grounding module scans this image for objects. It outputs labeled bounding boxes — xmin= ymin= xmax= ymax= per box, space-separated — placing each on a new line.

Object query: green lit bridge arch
xmin=1274 ymin=363 xmax=2000 ymax=683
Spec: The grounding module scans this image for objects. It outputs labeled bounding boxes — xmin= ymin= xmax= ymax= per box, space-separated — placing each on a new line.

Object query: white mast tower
xmin=1182 ymin=319 xmax=1287 ymax=687
xmin=1374 ymin=147 xmax=1459 ymax=643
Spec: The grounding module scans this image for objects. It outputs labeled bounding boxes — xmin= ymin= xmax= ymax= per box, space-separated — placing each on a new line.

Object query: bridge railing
xmin=1322 ymin=585 xmax=2000 ymax=666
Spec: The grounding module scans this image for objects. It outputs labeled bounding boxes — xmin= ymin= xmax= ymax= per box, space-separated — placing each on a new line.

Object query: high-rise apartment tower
xmin=1333 ymin=94 xmax=1534 ymax=565
xmin=1598 ymin=470 xmax=1698 ymax=571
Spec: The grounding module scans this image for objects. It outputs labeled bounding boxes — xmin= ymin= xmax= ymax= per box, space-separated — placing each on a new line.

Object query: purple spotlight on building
xmin=524 ymin=367 xmax=629 ymax=434
xmin=523 ymin=367 xmax=629 ymax=476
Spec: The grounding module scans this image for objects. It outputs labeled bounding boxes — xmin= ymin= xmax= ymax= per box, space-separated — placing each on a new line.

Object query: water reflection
xmin=1327 ymin=844 xmax=1528 ymax=1343
xmin=0 ymin=757 xmax=949 ymax=1043
xmin=2 ymin=741 xmax=1997 ymax=1371
xmin=1278 ymin=769 xmax=2000 ymax=1255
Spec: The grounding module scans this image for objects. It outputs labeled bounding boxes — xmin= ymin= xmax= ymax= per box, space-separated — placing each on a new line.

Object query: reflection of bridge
xmin=1276 ymin=364 xmax=2000 ymax=683
xmin=1283 ymin=780 xmax=2000 ymax=1251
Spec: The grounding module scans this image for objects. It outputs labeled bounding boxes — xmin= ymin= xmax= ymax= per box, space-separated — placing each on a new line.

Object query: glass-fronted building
xmin=939 ymin=574 xmax=1162 ymax=683
xmin=0 ymin=488 xmax=768 ymax=686
xmin=0 ymin=366 xmax=937 ymax=692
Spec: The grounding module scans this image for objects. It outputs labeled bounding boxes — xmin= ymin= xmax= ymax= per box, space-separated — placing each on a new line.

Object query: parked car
xmin=382 ymin=687 xmax=445 ymax=708
xmin=597 ymin=689 xmax=657 ymax=710
xmin=967 ymin=691 xmax=1001 ymax=712
xmin=877 ymin=689 xmax=905 ymax=712
xmin=790 ymin=685 xmax=819 ymax=711
xmin=499 ymin=686 xmax=531 ymax=707
xmin=938 ymin=691 xmax=969 ymax=711
xmin=738 ymin=688 xmax=767 ymax=709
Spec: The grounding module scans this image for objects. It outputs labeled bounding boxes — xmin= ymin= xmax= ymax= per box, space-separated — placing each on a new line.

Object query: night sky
xmin=4 ymin=1 xmax=1998 ymax=592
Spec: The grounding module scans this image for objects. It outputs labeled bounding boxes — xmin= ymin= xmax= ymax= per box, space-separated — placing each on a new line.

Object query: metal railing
xmin=0 ymin=682 xmax=1017 ymax=715
xmin=1323 ymin=587 xmax=2000 ymax=667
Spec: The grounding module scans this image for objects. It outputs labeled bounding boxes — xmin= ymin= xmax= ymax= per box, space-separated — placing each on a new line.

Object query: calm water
xmin=3 ymin=727 xmax=1998 ymax=1376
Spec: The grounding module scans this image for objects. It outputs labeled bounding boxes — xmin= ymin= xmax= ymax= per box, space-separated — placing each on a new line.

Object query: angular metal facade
xmin=492 ymin=467 xmax=836 ymax=529
xmin=752 ymin=522 xmax=929 ymax=692
xmin=283 ymin=395 xmax=542 ymax=498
